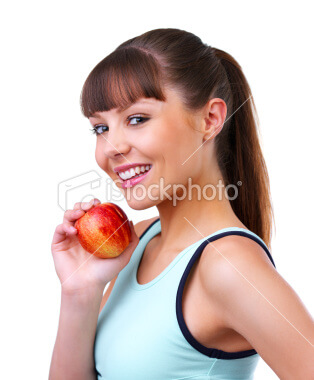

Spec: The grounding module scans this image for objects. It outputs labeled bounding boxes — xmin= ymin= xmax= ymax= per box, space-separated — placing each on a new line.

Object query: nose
xmin=101 ymin=129 xmax=131 ymax=160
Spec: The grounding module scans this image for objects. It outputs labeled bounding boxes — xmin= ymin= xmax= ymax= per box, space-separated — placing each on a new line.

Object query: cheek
xmin=94 ymin=142 xmax=108 ymax=170
xmin=135 ymin=133 xmax=158 ymax=152
xmin=160 ymin=125 xmax=198 ymax=164
xmin=95 ymin=143 xmax=102 ymax=163
xmin=151 ymin=131 xmax=193 ymax=180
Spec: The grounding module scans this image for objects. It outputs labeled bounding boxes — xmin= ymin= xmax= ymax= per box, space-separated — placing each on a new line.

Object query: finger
xmin=73 ymin=198 xmax=100 ymax=211
xmin=63 ymin=221 xmax=78 ymax=235
xmin=64 ymin=199 xmax=101 ymax=224
xmin=73 ymin=202 xmax=82 ymax=210
xmin=63 ymin=208 xmax=85 ymax=223
xmin=52 ymin=223 xmax=77 ymax=245
xmin=81 ymin=199 xmax=98 ymax=211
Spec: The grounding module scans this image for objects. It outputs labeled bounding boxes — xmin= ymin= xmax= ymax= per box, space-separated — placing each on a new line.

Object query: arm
xmin=199 ymin=235 xmax=314 ymax=380
xmin=49 ymin=216 xmax=158 ymax=380
xmin=49 ymin=199 xmax=141 ymax=380
xmin=49 ymin=286 xmax=104 ymax=380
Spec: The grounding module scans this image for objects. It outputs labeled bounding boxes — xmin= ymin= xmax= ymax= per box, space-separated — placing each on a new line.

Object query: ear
xmin=202 ymin=98 xmax=227 ymax=143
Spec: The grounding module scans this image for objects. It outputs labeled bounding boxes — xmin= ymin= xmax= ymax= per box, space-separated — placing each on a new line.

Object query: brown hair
xmin=80 ymin=28 xmax=275 ymax=251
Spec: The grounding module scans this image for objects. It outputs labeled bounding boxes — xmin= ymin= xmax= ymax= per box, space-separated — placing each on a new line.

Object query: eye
xmin=128 ymin=115 xmax=149 ymax=125
xmin=90 ymin=114 xmax=149 ymax=136
xmin=90 ymin=124 xmax=108 ymax=135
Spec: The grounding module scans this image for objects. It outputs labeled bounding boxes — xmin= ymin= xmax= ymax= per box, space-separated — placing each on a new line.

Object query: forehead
xmin=89 ymin=98 xmax=160 ymax=119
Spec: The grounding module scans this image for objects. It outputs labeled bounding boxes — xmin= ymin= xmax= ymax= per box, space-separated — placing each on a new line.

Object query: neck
xmin=155 ymin=178 xmax=245 ymax=252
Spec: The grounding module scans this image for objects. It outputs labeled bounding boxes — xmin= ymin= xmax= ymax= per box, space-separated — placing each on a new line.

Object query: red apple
xmin=74 ymin=202 xmax=131 ymax=259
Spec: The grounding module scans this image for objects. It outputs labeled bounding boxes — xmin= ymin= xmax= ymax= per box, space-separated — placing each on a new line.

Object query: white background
xmin=1 ymin=1 xmax=313 ymax=379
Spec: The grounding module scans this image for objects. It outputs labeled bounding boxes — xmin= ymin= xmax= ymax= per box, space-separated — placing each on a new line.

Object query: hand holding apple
xmin=74 ymin=202 xmax=132 ymax=259
xmin=51 ymin=199 xmax=139 ymax=294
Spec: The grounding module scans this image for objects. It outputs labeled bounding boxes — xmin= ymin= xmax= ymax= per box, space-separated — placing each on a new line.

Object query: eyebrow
xmin=90 ymin=100 xmax=156 ymax=119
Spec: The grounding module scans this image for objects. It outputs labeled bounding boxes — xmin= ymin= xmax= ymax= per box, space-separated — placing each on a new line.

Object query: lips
xmin=113 ymin=162 xmax=152 ymax=173
xmin=118 ymin=165 xmax=151 ymax=181
xmin=119 ymin=166 xmax=152 ymax=189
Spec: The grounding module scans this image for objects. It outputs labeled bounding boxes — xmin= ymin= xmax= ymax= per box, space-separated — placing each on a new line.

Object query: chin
xmin=125 ymin=196 xmax=158 ymax=211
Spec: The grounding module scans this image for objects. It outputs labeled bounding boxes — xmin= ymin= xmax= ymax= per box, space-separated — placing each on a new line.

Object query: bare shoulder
xmin=200 ymin=235 xmax=276 ymax=286
xmin=134 ymin=216 xmax=160 ymax=238
xmin=198 ymin=234 xmax=314 ymax=379
xmin=199 ymin=233 xmax=275 ymax=275
xmin=198 ymin=233 xmax=277 ymax=319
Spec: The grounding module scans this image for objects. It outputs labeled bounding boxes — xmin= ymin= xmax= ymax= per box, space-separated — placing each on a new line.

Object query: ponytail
xmin=212 ymin=47 xmax=275 ymax=250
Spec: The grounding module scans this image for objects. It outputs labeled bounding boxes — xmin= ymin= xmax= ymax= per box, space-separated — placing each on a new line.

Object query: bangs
xmin=80 ymin=47 xmax=167 ymax=118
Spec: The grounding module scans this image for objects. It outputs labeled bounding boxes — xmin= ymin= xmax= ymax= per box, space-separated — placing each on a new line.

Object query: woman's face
xmin=89 ymin=87 xmax=215 ymax=209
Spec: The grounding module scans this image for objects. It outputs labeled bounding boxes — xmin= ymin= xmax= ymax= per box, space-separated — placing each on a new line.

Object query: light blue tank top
xmin=94 ymin=218 xmax=276 ymax=379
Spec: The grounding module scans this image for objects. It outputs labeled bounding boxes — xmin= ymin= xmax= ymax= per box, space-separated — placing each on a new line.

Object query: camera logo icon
xmin=58 ymin=170 xmax=102 ymax=211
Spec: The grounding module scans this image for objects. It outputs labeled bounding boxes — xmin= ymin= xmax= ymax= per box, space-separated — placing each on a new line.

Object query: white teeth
xmin=130 ymin=168 xmax=136 ymax=177
xmin=119 ymin=164 xmax=152 ymax=180
xmin=121 ymin=170 xmax=129 ymax=180
xmin=120 ymin=172 xmax=128 ymax=180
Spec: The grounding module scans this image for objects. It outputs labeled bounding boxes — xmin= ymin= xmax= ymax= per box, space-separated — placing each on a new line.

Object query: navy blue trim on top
xmin=176 ymin=230 xmax=276 ymax=360
xmin=95 ymin=368 xmax=102 ymax=377
xmin=139 ymin=218 xmax=160 ymax=240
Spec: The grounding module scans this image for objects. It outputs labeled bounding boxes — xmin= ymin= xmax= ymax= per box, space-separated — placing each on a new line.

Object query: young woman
xmin=49 ymin=28 xmax=314 ymax=379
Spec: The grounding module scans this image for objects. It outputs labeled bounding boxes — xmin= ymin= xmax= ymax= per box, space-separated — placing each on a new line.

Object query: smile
xmin=118 ymin=164 xmax=152 ymax=180
xmin=119 ymin=165 xmax=152 ymax=189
